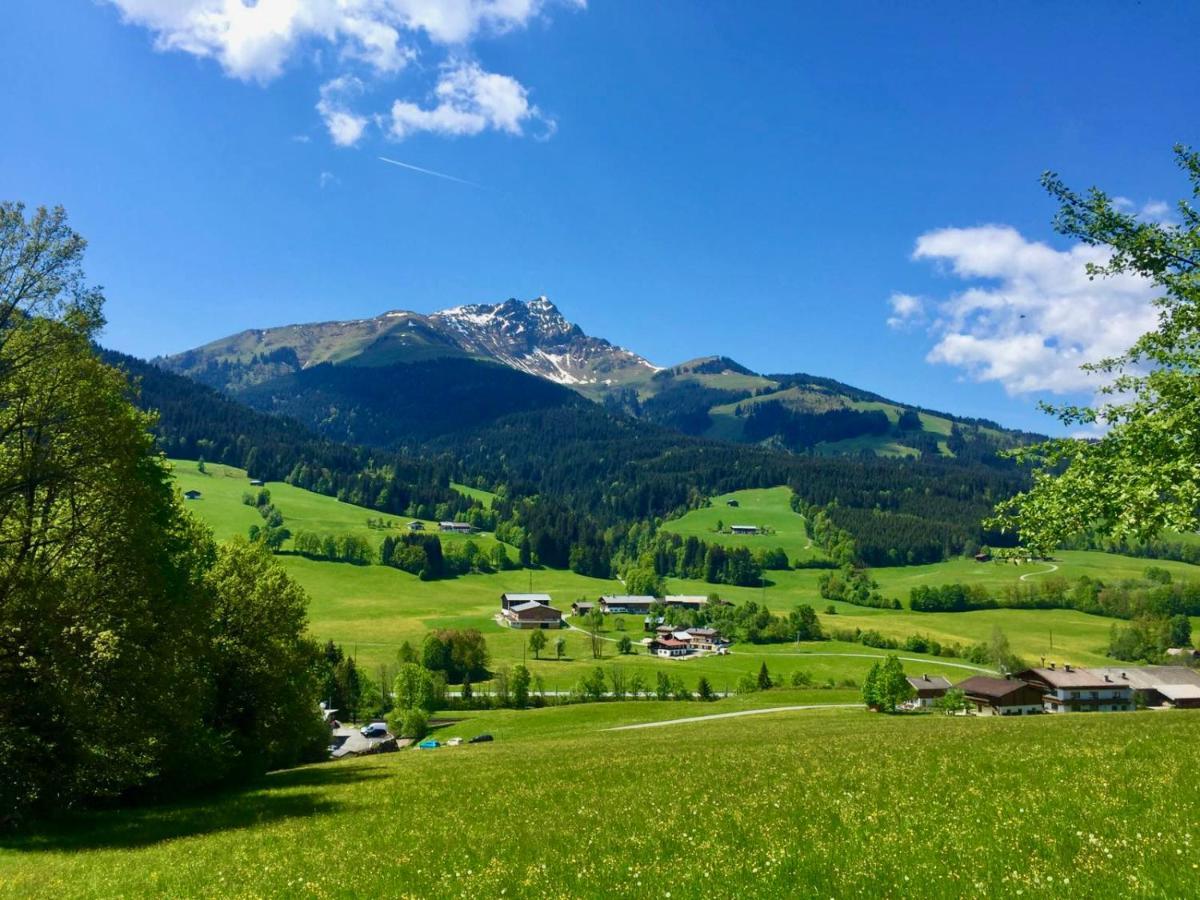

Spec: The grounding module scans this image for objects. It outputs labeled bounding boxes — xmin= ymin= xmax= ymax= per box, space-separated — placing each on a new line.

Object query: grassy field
xmin=4 ymin=701 xmax=1199 ymax=898
xmin=167 ymin=463 xmax=1200 ymax=685
xmin=661 ymin=487 xmax=827 ymax=563
xmin=171 ymin=460 xmax=512 ymax=555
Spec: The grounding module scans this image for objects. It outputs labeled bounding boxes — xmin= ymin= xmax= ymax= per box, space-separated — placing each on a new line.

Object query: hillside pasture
xmin=3 ymin=704 xmax=1199 ymax=897
xmin=661 ymin=486 xmax=826 ymax=563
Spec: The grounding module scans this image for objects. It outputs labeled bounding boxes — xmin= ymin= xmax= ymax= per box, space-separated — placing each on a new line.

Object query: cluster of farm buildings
xmin=498 ymin=593 xmax=731 ymax=658
xmin=906 ymin=663 xmax=1200 ymax=714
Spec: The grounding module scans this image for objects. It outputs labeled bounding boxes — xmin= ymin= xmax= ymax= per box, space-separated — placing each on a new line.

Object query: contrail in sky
xmin=378 ymin=156 xmax=481 ymax=187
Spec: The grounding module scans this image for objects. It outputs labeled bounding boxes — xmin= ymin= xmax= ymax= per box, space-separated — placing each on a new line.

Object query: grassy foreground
xmin=2 ymin=702 xmax=1198 ymax=898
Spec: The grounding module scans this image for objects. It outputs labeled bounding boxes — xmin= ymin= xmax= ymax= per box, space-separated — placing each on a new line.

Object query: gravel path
xmin=604 ymin=703 xmax=858 ymax=731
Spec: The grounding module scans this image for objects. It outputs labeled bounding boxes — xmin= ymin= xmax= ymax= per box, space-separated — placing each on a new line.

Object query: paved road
xmin=604 ymin=703 xmax=859 ymax=731
xmin=1019 ymin=563 xmax=1060 ymax=581
xmin=760 ymin=651 xmax=995 ymax=673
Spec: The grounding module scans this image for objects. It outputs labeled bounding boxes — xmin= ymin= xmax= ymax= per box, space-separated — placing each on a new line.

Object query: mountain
xmin=160 ymin=296 xmax=658 ymax=395
xmin=160 ymin=297 xmax=1038 ymax=460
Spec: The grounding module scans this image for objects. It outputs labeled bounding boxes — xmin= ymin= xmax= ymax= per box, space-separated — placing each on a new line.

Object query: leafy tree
xmin=624 ymin=566 xmax=663 ymax=596
xmin=873 ymin=655 xmax=916 ymax=713
xmin=528 ymin=629 xmax=548 ymax=660
xmin=511 ymin=664 xmax=531 ymax=709
xmin=586 ymin=607 xmax=606 ymax=660
xmin=790 ymin=669 xmax=814 ymax=687
xmin=577 ymin=666 xmax=607 ymax=702
xmin=393 ymin=664 xmax=438 ymax=713
xmin=655 ymin=671 xmax=672 ymax=701
xmin=608 ymin=667 xmax=628 ymax=700
xmin=935 ymin=688 xmax=969 ymax=715
xmin=617 ymin=635 xmax=633 ymax=655
xmin=1168 ymin=614 xmax=1192 ymax=648
xmin=387 ymin=707 xmax=428 ymax=740
xmin=197 ymin=457 xmax=207 ymax=474
xmin=990 ymin=147 xmax=1200 ymax=553
xmin=629 ymin=671 xmax=647 ymax=699
xmin=862 ymin=662 xmax=881 ymax=710
xmin=988 ymin=626 xmax=1025 ymax=675
xmin=554 ymin=635 xmax=567 ymax=660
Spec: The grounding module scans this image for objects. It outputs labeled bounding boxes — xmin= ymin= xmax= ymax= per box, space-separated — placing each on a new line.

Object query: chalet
xmin=974 ymin=552 xmax=992 ymax=563
xmin=502 ymin=600 xmax=564 ymax=630
xmin=501 ymin=593 xmax=552 ymax=611
xmin=407 ymin=521 xmax=425 ymax=531
xmin=664 ymin=595 xmax=712 ymax=610
xmin=599 ymin=595 xmax=656 ymax=615
xmin=956 ymin=675 xmax=1044 ymax=716
xmin=730 ymin=524 xmax=759 ymax=535
xmin=648 ymin=637 xmax=690 ymax=658
xmin=183 ymin=489 xmax=202 ymax=500
xmin=683 ymin=627 xmax=729 ymax=653
xmin=905 ymin=674 xmax=952 ymax=708
xmin=1016 ymin=666 xmax=1134 ymax=713
xmin=439 ymin=521 xmax=473 ymax=533
xmin=1088 ymin=666 xmax=1200 ymax=708
xmin=248 ymin=478 xmax=265 ymax=487
xmin=726 ymin=499 xmax=739 ymax=507
xmin=571 ymin=601 xmax=595 ymax=617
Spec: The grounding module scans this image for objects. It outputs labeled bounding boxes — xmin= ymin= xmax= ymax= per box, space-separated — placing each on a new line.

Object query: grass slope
xmin=4 ymin=703 xmax=1199 ymax=898
xmin=661 ymin=487 xmax=826 ymax=563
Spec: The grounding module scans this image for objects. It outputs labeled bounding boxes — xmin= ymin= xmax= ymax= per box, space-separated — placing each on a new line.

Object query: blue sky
xmin=3 ymin=1 xmax=1197 ymax=433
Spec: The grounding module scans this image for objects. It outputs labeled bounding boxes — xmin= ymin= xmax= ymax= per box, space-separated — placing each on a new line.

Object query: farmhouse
xmin=1088 ymin=666 xmax=1200 ymax=708
xmin=905 ymin=674 xmax=952 ymax=708
xmin=1016 ymin=666 xmax=1135 ymax=713
xmin=683 ymin=627 xmax=730 ymax=653
xmin=956 ymin=675 xmax=1044 ymax=716
xmin=501 ymin=593 xmax=552 ymax=610
xmin=664 ymin=595 xmax=712 ymax=609
xmin=726 ymin=499 xmax=739 ymax=507
xmin=648 ymin=637 xmax=690 ymax=658
xmin=407 ymin=521 xmax=425 ymax=531
xmin=599 ymin=595 xmax=656 ymax=615
xmin=730 ymin=524 xmax=759 ymax=535
xmin=439 ymin=521 xmax=473 ymax=533
xmin=571 ymin=601 xmax=595 ymax=616
xmin=183 ymin=489 xmax=202 ymax=500
xmin=502 ymin=600 xmax=564 ymax=630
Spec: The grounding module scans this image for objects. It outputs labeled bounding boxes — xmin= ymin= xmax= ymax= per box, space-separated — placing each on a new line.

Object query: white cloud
xmin=1113 ymin=196 xmax=1177 ymax=226
xmin=886 ymin=292 xmax=925 ymax=330
xmin=104 ymin=0 xmax=582 ymax=143
xmin=389 ymin=60 xmax=549 ymax=140
xmin=316 ymin=75 xmax=370 ymax=146
xmin=895 ymin=225 xmax=1159 ymax=395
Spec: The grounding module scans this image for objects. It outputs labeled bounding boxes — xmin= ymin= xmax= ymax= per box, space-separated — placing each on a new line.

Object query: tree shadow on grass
xmin=3 ymin=763 xmax=389 ymax=853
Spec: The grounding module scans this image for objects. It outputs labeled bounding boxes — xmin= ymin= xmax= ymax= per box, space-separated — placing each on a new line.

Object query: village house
xmin=684 ymin=627 xmax=730 ymax=653
xmin=439 ymin=521 xmax=473 ymax=533
xmin=501 ymin=593 xmax=552 ymax=610
xmin=183 ymin=489 xmax=202 ymax=500
xmin=248 ymin=478 xmax=265 ymax=487
xmin=1087 ymin=666 xmax=1200 ymax=709
xmin=726 ymin=499 xmax=739 ymax=507
xmin=407 ymin=521 xmax=424 ymax=531
xmin=905 ymin=674 xmax=952 ymax=708
xmin=730 ymin=524 xmax=759 ymax=535
xmin=647 ymin=636 xmax=690 ymax=658
xmin=599 ymin=595 xmax=656 ymax=615
xmin=571 ymin=600 xmax=595 ymax=617
xmin=664 ymin=595 xmax=711 ymax=610
xmin=956 ymin=675 xmax=1045 ymax=716
xmin=502 ymin=600 xmax=564 ymax=630
xmin=1016 ymin=665 xmax=1135 ymax=713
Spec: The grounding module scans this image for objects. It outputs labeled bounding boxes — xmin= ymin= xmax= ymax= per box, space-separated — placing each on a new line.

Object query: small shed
xmin=730 ymin=524 xmax=759 ymax=535
xmin=183 ymin=489 xmax=202 ymax=500
xmin=726 ymin=499 xmax=739 ymax=507
xmin=248 ymin=479 xmax=265 ymax=487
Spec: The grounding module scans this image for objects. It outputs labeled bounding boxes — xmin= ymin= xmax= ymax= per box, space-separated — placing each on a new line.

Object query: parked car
xmin=360 ymin=722 xmax=388 ymax=738
xmin=468 ymin=733 xmax=494 ymax=744
xmin=446 ymin=737 xmax=463 ymax=746
xmin=418 ymin=739 xmax=439 ymax=749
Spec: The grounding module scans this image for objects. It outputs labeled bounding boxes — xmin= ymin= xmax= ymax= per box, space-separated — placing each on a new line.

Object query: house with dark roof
xmin=439 ymin=521 xmax=473 ymax=533
xmin=956 ymin=676 xmax=1044 ymax=716
xmin=905 ymin=674 xmax=952 ymax=708
xmin=730 ymin=524 xmax=759 ymax=535
xmin=571 ymin=600 xmax=595 ymax=617
xmin=502 ymin=600 xmax=564 ymax=630
xmin=183 ymin=489 xmax=202 ymax=500
xmin=1016 ymin=665 xmax=1134 ymax=713
xmin=664 ymin=595 xmax=712 ymax=610
xmin=648 ymin=637 xmax=690 ymax=658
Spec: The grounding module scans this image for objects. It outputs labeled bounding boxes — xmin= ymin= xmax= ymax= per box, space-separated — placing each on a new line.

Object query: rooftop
xmin=1020 ymin=667 xmax=1119 ymax=690
xmin=957 ymin=676 xmax=1033 ymax=700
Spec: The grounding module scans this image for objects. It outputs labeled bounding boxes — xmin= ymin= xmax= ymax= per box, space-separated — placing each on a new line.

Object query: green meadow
xmin=168 ymin=462 xmax=1200 ymax=687
xmin=3 ymin=700 xmax=1198 ymax=898
xmin=660 ymin=486 xmax=826 ymax=562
